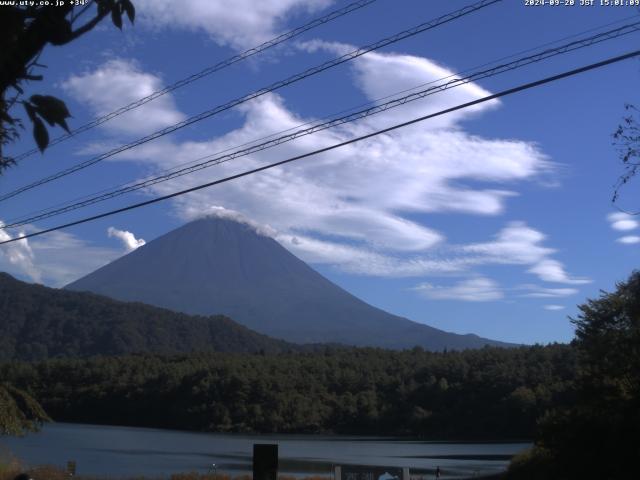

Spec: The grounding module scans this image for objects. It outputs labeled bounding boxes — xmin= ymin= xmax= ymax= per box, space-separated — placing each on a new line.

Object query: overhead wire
xmin=2 ymin=48 xmax=639 ymax=245
xmin=11 ymin=0 xmax=379 ymax=162
xmin=3 ymin=19 xmax=640 ymax=229
xmin=0 ymin=0 xmax=502 ymax=204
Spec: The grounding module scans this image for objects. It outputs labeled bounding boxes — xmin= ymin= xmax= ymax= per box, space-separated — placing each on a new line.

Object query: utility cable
xmin=3 ymin=19 xmax=639 ymax=229
xmin=11 ymin=0 xmax=379 ymax=162
xmin=2 ymin=48 xmax=638 ymax=246
xmin=0 ymin=0 xmax=501 ymax=203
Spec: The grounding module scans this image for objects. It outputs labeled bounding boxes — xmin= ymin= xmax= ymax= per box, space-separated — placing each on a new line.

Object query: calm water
xmin=1 ymin=423 xmax=529 ymax=479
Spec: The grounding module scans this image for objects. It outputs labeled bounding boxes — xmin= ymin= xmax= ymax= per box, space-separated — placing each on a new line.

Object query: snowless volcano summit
xmin=66 ymin=216 xmax=510 ymax=350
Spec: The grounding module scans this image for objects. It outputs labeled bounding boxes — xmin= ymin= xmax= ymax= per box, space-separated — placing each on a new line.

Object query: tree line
xmin=2 ymin=271 xmax=639 ymax=479
xmin=1 ymin=343 xmax=575 ymax=439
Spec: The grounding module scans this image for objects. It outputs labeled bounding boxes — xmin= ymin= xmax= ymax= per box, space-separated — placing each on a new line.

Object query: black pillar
xmin=253 ymin=444 xmax=278 ymax=480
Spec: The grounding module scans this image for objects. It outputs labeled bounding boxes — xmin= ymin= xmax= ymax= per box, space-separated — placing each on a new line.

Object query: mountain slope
xmin=66 ymin=216 xmax=512 ymax=350
xmin=0 ymin=272 xmax=294 ymax=361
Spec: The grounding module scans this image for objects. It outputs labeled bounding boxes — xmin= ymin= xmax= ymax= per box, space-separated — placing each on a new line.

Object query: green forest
xmin=0 ymin=344 xmax=574 ymax=439
xmin=0 ymin=272 xmax=296 ymax=360
xmin=1 ymin=271 xmax=639 ymax=479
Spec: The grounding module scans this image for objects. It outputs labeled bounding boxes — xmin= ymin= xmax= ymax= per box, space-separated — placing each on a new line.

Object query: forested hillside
xmin=0 ymin=272 xmax=294 ymax=359
xmin=1 ymin=345 xmax=575 ymax=439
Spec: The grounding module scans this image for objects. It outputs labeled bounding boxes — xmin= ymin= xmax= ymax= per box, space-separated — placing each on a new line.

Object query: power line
xmin=2 ymin=48 xmax=638 ymax=246
xmin=3 ymin=19 xmax=639 ymax=229
xmin=11 ymin=0 xmax=379 ymax=162
xmin=23 ymin=9 xmax=635 ymax=228
xmin=0 ymin=0 xmax=502 ymax=204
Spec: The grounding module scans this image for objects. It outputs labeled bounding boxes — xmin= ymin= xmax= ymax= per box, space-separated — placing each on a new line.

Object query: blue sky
xmin=1 ymin=0 xmax=639 ymax=344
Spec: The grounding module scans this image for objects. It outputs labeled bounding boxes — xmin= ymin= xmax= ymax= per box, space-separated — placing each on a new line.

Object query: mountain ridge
xmin=0 ymin=271 xmax=296 ymax=360
xmin=66 ymin=216 xmax=514 ymax=350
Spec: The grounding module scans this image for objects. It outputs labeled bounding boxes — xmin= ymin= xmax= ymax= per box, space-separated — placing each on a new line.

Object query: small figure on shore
xmin=435 ymin=466 xmax=441 ymax=479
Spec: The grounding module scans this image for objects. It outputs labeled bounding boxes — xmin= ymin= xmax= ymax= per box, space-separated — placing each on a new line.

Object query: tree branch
xmin=67 ymin=9 xmax=110 ymax=43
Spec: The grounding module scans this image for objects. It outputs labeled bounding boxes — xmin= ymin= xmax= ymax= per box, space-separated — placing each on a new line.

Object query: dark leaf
xmin=95 ymin=0 xmax=111 ymax=15
xmin=47 ymin=18 xmax=72 ymax=45
xmin=111 ymin=5 xmax=123 ymax=29
xmin=122 ymin=0 xmax=135 ymax=24
xmin=30 ymin=95 xmax=70 ymax=117
xmin=23 ymin=102 xmax=37 ymax=123
xmin=29 ymin=95 xmax=71 ymax=133
xmin=56 ymin=117 xmax=70 ymax=133
xmin=33 ymin=117 xmax=49 ymax=153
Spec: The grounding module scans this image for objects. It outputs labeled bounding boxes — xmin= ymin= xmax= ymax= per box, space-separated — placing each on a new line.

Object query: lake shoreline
xmin=2 ymin=423 xmax=529 ymax=480
xmin=40 ymin=420 xmax=534 ymax=445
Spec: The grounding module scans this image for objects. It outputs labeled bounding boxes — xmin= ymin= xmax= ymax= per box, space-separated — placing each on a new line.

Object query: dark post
xmin=253 ymin=444 xmax=278 ymax=480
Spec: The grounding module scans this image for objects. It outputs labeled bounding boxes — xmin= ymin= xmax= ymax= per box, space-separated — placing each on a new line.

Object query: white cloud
xmin=29 ymin=231 xmax=122 ymax=287
xmin=607 ymin=212 xmax=639 ymax=231
xmin=135 ymin=0 xmax=333 ymax=50
xmin=461 ymin=222 xmax=588 ymax=284
xmin=300 ymin=42 xmax=501 ymax=129
xmin=518 ymin=284 xmax=579 ymax=298
xmin=527 ymin=259 xmax=591 ymax=285
xmin=0 ymin=222 xmax=41 ymax=283
xmin=63 ymin=59 xmax=185 ymax=137
xmin=133 ymin=85 xmax=551 ymax=260
xmin=194 ymin=206 xmax=278 ymax=238
xmin=108 ymin=227 xmax=146 ymax=252
xmin=414 ymin=277 xmax=503 ymax=302
xmin=63 ymin=50 xmax=564 ymax=283
xmin=276 ymin=233 xmax=465 ymax=277
xmin=1 ymin=223 xmax=121 ymax=287
xmin=607 ymin=213 xmax=640 ymax=245
xmin=461 ymin=222 xmax=554 ymax=265
xmin=544 ymin=304 xmax=565 ymax=311
xmin=617 ymin=235 xmax=640 ymax=244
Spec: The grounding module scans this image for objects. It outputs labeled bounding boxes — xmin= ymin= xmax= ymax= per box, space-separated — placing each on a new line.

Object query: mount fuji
xmin=66 ymin=216 xmax=511 ymax=350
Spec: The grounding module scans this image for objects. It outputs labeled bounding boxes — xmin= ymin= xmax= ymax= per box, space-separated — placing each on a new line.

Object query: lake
xmin=1 ymin=423 xmax=530 ymax=479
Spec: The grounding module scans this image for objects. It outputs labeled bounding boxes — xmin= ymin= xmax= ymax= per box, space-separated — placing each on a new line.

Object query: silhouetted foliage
xmin=0 ymin=383 xmax=49 ymax=435
xmin=0 ymin=0 xmax=135 ymax=169
xmin=510 ymin=271 xmax=640 ymax=479
xmin=613 ymin=103 xmax=640 ymax=206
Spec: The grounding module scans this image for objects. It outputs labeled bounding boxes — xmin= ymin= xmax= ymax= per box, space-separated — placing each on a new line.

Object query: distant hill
xmin=0 ymin=272 xmax=294 ymax=361
xmin=66 ymin=216 xmax=513 ymax=350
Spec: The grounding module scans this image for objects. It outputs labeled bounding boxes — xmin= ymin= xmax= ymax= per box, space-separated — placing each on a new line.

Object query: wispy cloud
xmin=299 ymin=41 xmax=502 ymax=128
xmin=607 ymin=212 xmax=640 ymax=245
xmin=607 ymin=212 xmax=639 ymax=231
xmin=461 ymin=222 xmax=589 ymax=284
xmin=62 ymin=59 xmax=185 ymax=137
xmin=134 ymin=0 xmax=333 ymax=50
xmin=0 ymin=220 xmax=121 ymax=287
xmin=414 ymin=277 xmax=503 ymax=302
xmin=58 ymin=50 xmax=579 ymax=290
xmin=527 ymin=259 xmax=591 ymax=285
xmin=544 ymin=304 xmax=566 ymax=311
xmin=617 ymin=235 xmax=640 ymax=244
xmin=0 ymin=221 xmax=41 ymax=283
xmin=518 ymin=284 xmax=579 ymax=298
xmin=276 ymin=233 xmax=464 ymax=277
